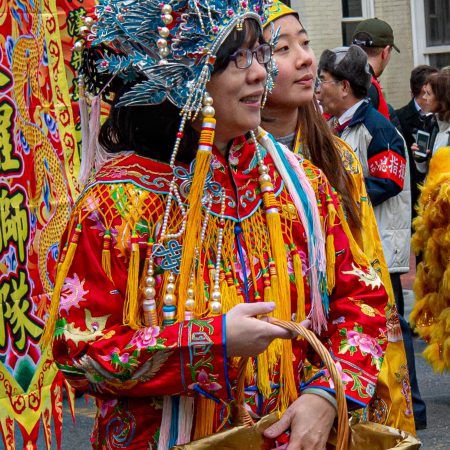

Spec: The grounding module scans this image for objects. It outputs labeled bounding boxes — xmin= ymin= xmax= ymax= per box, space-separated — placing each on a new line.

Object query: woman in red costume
xmin=42 ymin=1 xmax=388 ymax=449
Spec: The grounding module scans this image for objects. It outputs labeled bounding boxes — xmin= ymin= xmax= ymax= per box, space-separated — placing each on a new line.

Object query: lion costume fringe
xmin=411 ymin=146 xmax=450 ymax=372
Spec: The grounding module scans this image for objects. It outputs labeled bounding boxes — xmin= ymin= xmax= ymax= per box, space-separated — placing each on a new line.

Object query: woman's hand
xmin=411 ymin=142 xmax=430 ymax=162
xmin=226 ymin=302 xmax=307 ymax=357
xmin=264 ymin=393 xmax=337 ymax=450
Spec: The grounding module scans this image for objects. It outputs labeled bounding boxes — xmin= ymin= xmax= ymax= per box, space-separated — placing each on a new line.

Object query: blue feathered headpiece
xmin=91 ymin=0 xmax=273 ymax=116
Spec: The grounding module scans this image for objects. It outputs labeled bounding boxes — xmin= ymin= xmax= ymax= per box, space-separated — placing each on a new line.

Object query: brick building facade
xmin=287 ymin=0 xmax=450 ymax=109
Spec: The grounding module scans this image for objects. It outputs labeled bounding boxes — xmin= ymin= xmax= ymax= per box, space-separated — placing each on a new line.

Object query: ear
xmin=381 ymin=45 xmax=391 ymax=60
xmin=341 ymin=79 xmax=351 ymax=95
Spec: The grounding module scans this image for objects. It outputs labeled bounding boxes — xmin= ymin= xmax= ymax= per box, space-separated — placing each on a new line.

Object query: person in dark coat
xmin=396 ymin=65 xmax=439 ymax=216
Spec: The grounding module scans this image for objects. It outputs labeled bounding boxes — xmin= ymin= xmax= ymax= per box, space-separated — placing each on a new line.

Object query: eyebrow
xmin=278 ymin=29 xmax=308 ymax=39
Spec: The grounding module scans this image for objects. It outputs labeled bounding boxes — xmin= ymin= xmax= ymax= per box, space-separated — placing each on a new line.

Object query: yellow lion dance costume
xmin=411 ymin=146 xmax=450 ymax=372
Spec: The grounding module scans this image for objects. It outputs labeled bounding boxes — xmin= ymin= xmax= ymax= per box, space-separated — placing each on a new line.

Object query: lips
xmin=240 ymin=90 xmax=264 ymax=105
xmin=295 ymin=76 xmax=314 ymax=87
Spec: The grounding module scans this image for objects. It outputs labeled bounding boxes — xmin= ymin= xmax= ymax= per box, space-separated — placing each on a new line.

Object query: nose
xmin=294 ymin=45 xmax=313 ymax=70
xmin=246 ymin=54 xmax=267 ymax=84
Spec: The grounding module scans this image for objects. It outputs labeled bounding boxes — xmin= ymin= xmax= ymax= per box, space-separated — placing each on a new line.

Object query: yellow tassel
xmin=257 ymin=350 xmax=272 ymax=398
xmin=291 ymin=246 xmax=306 ymax=322
xmin=326 ymin=233 xmax=335 ymax=295
xmin=193 ymin=396 xmax=215 ymax=440
xmin=280 ymin=342 xmax=297 ymax=411
xmin=225 ymin=269 xmax=240 ymax=310
xmin=177 ymin=117 xmax=215 ymax=321
xmin=195 ymin=261 xmax=207 ymax=317
xmin=123 ymin=231 xmax=143 ymax=329
xmin=101 ymin=230 xmax=113 ymax=281
xmin=40 ymin=223 xmax=82 ymax=349
xmin=245 ymin=357 xmax=254 ymax=384
xmin=262 ymin=185 xmax=296 ymax=407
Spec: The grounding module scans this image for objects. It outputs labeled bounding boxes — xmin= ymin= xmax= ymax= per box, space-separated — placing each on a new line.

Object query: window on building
xmin=425 ymin=0 xmax=450 ymax=46
xmin=412 ymin=0 xmax=450 ymax=69
xmin=341 ymin=0 xmax=374 ymax=45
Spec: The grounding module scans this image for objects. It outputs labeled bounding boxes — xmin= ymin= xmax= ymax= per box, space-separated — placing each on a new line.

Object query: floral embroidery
xmin=323 ymin=361 xmax=353 ymax=389
xmin=60 ymin=273 xmax=89 ymax=313
xmin=339 ymin=326 xmax=384 ymax=370
xmin=130 ymin=326 xmax=166 ymax=350
xmin=188 ymin=369 xmax=222 ymax=392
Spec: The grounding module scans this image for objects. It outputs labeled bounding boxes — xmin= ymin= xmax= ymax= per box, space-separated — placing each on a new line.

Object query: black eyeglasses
xmin=229 ymin=44 xmax=272 ymax=69
xmin=314 ymin=78 xmax=341 ymax=92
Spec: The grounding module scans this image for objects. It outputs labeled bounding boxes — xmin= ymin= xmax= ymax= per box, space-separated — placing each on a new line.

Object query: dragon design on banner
xmin=0 ymin=0 xmax=96 ymax=447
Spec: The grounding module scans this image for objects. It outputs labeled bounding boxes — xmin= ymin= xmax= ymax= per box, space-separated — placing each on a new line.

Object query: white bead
xmin=159 ymin=47 xmax=170 ymax=58
xmin=157 ymin=38 xmax=167 ymax=48
xmin=210 ymin=301 xmax=222 ymax=313
xmin=162 ymin=13 xmax=173 ymax=24
xmin=161 ymin=4 xmax=172 ymax=14
xmin=211 ymin=291 xmax=221 ymax=302
xmin=202 ymin=105 xmax=215 ymax=117
xmin=84 ymin=17 xmax=94 ymax=27
xmin=147 ymin=266 xmax=154 ymax=275
xmin=79 ymin=26 xmax=89 ymax=34
xmin=164 ymin=294 xmax=176 ymax=305
xmin=166 ymin=283 xmax=175 ymax=294
xmin=145 ymin=276 xmax=155 ymax=286
xmin=259 ymin=174 xmax=271 ymax=184
xmin=187 ymin=288 xmax=195 ymax=298
xmin=144 ymin=286 xmax=156 ymax=298
xmin=168 ymin=274 xmax=175 ymax=283
xmin=73 ymin=41 xmax=84 ymax=52
xmin=203 ymin=96 xmax=213 ymax=106
xmin=258 ymin=164 xmax=268 ymax=174
xmin=185 ymin=299 xmax=195 ymax=310
xmin=159 ymin=26 xmax=170 ymax=38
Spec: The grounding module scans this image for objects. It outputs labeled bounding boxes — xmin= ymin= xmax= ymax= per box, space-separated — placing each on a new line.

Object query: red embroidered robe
xmin=52 ymin=136 xmax=388 ymax=449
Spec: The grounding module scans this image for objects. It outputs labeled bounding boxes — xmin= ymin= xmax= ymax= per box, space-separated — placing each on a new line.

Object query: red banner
xmin=0 ymin=0 xmax=96 ymax=447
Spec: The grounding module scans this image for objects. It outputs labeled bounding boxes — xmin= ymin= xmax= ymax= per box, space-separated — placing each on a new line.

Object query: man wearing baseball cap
xmin=352 ymin=18 xmax=400 ymax=126
xmin=353 ymin=19 xmax=428 ymax=431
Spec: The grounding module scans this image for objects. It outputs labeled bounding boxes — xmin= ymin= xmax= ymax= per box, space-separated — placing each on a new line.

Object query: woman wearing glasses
xmin=44 ymin=1 xmax=388 ymax=449
xmin=262 ymin=0 xmax=415 ymax=435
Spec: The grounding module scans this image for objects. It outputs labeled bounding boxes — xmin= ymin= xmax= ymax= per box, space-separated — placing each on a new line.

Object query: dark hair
xmin=298 ymin=99 xmax=361 ymax=230
xmin=97 ymin=18 xmax=263 ymax=163
xmin=410 ymin=65 xmax=438 ymax=97
xmin=426 ymin=71 xmax=450 ymax=122
xmin=318 ymin=46 xmax=372 ymax=99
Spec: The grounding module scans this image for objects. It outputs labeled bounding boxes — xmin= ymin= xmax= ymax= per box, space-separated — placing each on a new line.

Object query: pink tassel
xmin=157 ymin=396 xmax=172 ymax=450
xmin=282 ymin=147 xmax=327 ymax=333
xmin=176 ymin=396 xmax=194 ymax=445
xmin=259 ymin=131 xmax=327 ymax=333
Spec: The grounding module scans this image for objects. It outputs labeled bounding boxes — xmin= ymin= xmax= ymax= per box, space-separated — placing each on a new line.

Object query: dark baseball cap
xmin=352 ymin=18 xmax=400 ymax=53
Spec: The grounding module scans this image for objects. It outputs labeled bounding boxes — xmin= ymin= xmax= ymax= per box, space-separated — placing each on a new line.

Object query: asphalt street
xmin=21 ymin=289 xmax=450 ymax=449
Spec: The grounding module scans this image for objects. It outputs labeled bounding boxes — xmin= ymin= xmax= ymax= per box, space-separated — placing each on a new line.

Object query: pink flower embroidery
xmin=60 ymin=274 xmax=89 ymax=313
xmin=323 ymin=362 xmax=352 ymax=389
xmin=347 ymin=330 xmax=383 ymax=359
xmin=188 ymin=369 xmax=222 ymax=392
xmin=130 ymin=326 xmax=160 ymax=349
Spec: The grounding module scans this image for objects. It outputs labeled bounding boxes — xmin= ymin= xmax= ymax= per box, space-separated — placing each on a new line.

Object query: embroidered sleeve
xmin=52 ymin=198 xmax=230 ymax=401
xmin=301 ymin=178 xmax=388 ymax=408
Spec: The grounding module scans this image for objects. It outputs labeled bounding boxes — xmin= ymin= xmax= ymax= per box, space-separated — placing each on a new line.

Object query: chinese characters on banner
xmin=0 ymin=0 xmax=96 ymax=448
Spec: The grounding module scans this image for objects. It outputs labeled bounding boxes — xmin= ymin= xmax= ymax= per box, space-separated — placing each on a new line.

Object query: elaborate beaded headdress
xmin=89 ymin=0 xmax=273 ymax=115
